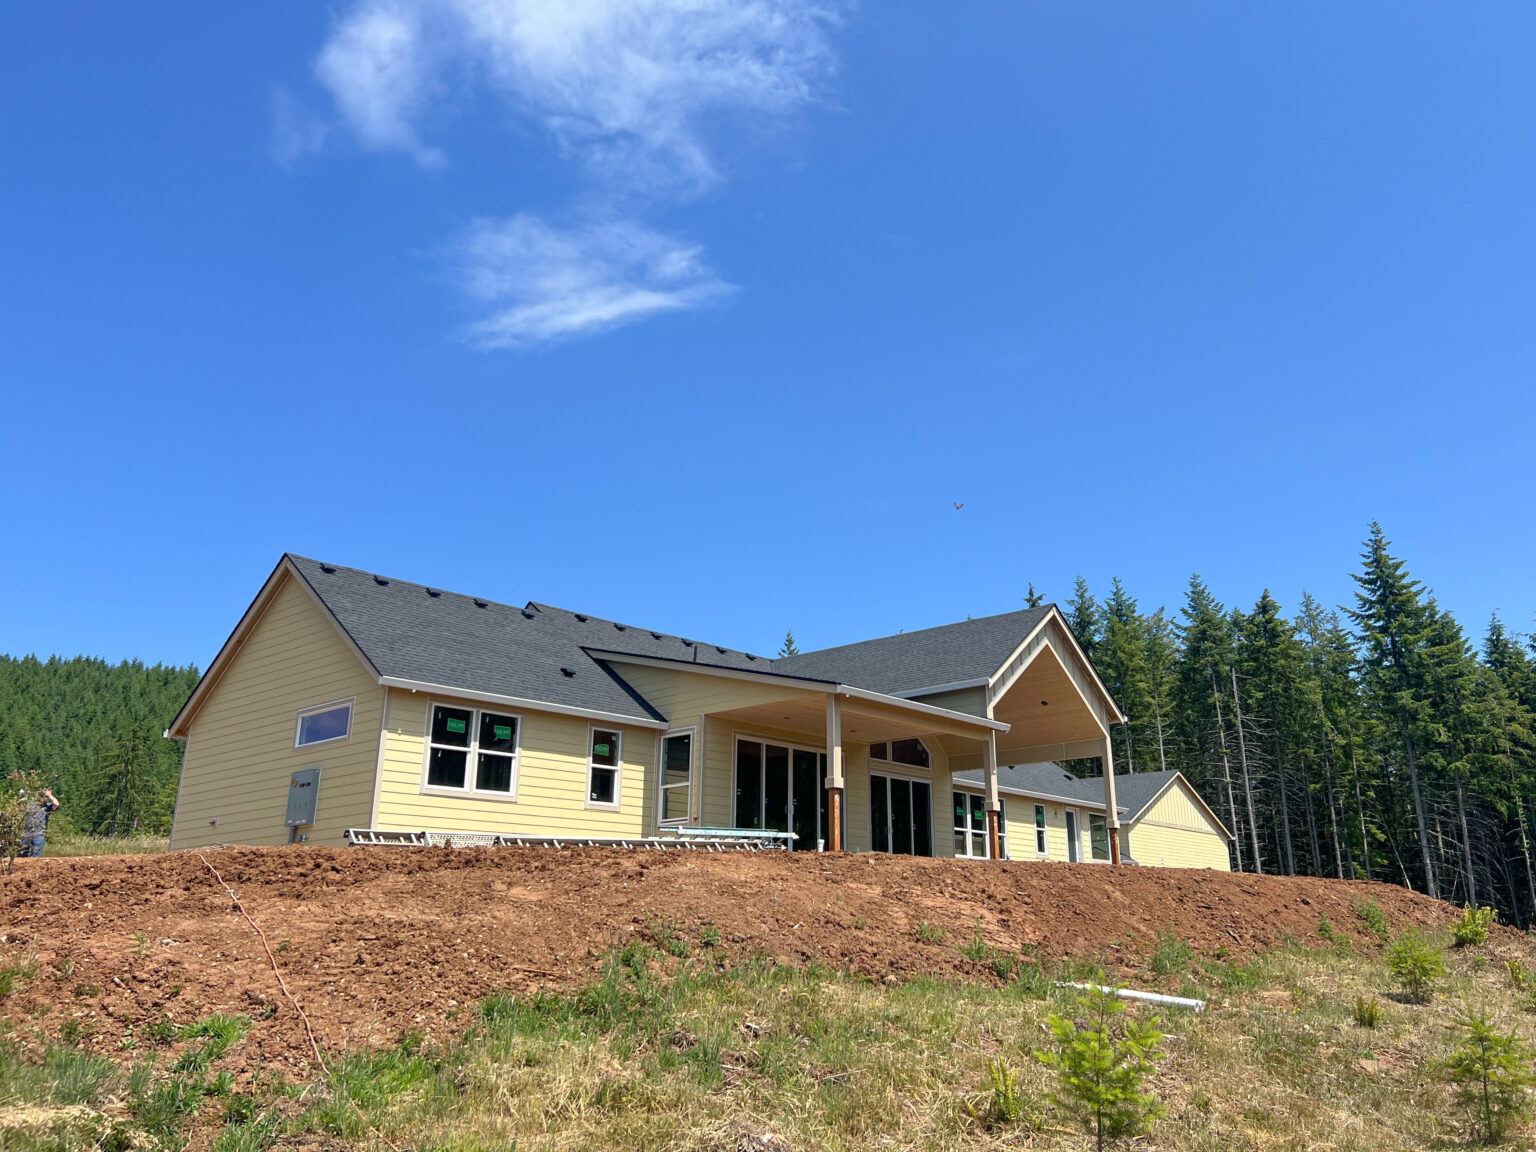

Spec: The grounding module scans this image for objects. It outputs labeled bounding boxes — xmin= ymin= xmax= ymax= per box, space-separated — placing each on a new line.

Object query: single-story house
xmin=164 ymin=555 xmax=1227 ymax=869
xmin=950 ymin=763 xmax=1233 ymax=869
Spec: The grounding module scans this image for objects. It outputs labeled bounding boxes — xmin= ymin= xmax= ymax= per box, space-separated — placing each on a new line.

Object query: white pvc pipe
xmin=1057 ymin=982 xmax=1206 ymax=1013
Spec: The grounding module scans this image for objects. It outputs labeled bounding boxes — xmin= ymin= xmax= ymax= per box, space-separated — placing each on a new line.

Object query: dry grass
xmin=2 ymin=922 xmax=1535 ymax=1150
xmin=40 ymin=833 xmax=167 ymax=858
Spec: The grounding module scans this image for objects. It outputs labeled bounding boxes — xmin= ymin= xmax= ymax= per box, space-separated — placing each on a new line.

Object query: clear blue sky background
xmin=2 ymin=2 xmax=1533 ymax=671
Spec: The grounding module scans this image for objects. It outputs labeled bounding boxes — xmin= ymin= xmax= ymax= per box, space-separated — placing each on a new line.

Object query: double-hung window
xmin=953 ymin=792 xmax=987 ymax=858
xmin=295 ymin=699 xmax=353 ymax=747
xmin=1034 ymin=804 xmax=1048 ymax=856
xmin=952 ymin=792 xmax=1006 ymax=859
xmin=588 ymin=728 xmax=621 ymax=807
xmin=425 ymin=704 xmax=518 ymax=795
xmin=659 ymin=730 xmax=693 ymax=824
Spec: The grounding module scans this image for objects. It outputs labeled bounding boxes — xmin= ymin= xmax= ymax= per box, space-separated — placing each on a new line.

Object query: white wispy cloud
xmin=455 ymin=215 xmax=732 ymax=347
xmin=306 ymin=0 xmax=838 ymax=345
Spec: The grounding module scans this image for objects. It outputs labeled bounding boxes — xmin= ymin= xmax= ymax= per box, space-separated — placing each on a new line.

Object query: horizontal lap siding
xmin=1127 ymin=782 xmax=1233 ymax=870
xmin=983 ymin=795 xmax=1084 ymax=862
xmin=171 ymin=575 xmax=381 ymax=850
xmin=376 ymin=689 xmax=656 ymax=837
xmin=605 ymin=663 xmax=821 ymax=829
xmin=909 ymin=687 xmax=988 ymax=717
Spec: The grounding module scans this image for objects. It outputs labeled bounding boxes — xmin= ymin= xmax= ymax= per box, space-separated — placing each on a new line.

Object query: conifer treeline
xmin=1062 ymin=523 xmax=1536 ymax=920
xmin=0 ymin=655 xmax=200 ymax=835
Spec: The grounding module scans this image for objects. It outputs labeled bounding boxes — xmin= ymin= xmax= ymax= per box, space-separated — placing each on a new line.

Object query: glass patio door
xmin=735 ymin=738 xmax=826 ymax=851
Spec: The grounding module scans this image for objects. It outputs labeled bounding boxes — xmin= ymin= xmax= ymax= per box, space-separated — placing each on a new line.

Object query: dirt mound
xmin=0 ymin=847 xmax=1459 ymax=1073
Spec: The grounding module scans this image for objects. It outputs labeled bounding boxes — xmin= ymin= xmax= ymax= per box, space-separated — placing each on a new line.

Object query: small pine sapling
xmin=1352 ymin=994 xmax=1382 ymax=1028
xmin=1452 ymin=906 xmax=1497 ymax=949
xmin=1038 ymin=980 xmax=1166 ymax=1151
xmin=1386 ymin=930 xmax=1445 ymax=1005
xmin=1443 ymin=1006 xmax=1535 ymax=1143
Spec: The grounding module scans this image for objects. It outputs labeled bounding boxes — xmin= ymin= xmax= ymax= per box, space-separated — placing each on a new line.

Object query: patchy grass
xmin=40 ymin=833 xmax=167 ymax=858
xmin=1 ymin=931 xmax=1534 ymax=1150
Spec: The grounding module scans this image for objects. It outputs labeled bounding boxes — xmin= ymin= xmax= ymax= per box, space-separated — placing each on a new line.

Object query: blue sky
xmin=2 ymin=2 xmax=1533 ymax=670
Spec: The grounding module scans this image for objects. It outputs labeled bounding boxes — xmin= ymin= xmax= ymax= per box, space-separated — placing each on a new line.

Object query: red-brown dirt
xmin=0 ymin=847 xmax=1463 ymax=1075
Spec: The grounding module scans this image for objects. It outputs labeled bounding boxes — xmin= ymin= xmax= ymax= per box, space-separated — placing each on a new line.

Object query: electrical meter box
xmin=285 ymin=767 xmax=321 ymax=828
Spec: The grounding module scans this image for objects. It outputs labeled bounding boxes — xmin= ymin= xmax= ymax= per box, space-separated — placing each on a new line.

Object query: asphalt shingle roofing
xmin=952 ymin=763 xmax=1117 ymax=810
xmin=282 ymin=556 xmax=1068 ymax=728
xmin=288 ymin=555 xmax=779 ymax=724
xmin=951 ymin=763 xmax=1196 ymax=823
xmin=774 ymin=606 xmax=1053 ymax=695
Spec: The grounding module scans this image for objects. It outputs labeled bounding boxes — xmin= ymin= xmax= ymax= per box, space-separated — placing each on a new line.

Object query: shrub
xmin=1352 ymin=994 xmax=1382 ymax=1029
xmin=1038 ymin=980 xmax=1166 ymax=1151
xmin=1443 ymin=1006 xmax=1535 ymax=1143
xmin=985 ymin=1056 xmax=1035 ymax=1125
xmin=960 ymin=921 xmax=993 ymax=963
xmin=1355 ymin=899 xmax=1391 ymax=940
xmin=916 ymin=922 xmax=947 ymax=945
xmin=1386 ymin=930 xmax=1445 ymax=1004
xmin=1317 ymin=913 xmax=1338 ymax=944
xmin=1149 ymin=929 xmax=1194 ymax=977
xmin=1452 ymin=906 xmax=1497 ymax=949
xmin=1507 ymin=958 xmax=1528 ymax=991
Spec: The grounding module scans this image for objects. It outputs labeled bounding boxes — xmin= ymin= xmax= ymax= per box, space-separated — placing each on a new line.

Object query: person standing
xmin=21 ymin=788 xmax=59 ymax=858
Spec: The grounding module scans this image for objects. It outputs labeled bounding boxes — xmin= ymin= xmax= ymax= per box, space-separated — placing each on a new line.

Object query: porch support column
xmin=826 ymin=694 xmax=845 ymax=852
xmin=984 ymin=729 xmax=1002 ymax=861
xmin=1102 ymin=734 xmax=1122 ymax=865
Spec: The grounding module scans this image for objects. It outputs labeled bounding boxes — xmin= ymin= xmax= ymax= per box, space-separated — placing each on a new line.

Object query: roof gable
xmin=775 ymin=606 xmax=1054 ymax=696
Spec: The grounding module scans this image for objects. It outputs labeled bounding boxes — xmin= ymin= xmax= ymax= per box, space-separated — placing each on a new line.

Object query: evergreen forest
xmin=0 ymin=655 xmax=200 ymax=836
xmin=1059 ymin=523 xmax=1536 ymax=923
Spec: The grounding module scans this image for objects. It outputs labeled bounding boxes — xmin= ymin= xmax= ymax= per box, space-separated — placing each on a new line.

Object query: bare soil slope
xmin=0 ymin=847 xmax=1458 ymax=1074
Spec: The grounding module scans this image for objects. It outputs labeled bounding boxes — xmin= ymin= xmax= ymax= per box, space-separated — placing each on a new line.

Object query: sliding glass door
xmin=735 ymin=738 xmax=830 ymax=851
xmin=870 ymin=773 xmax=933 ymax=856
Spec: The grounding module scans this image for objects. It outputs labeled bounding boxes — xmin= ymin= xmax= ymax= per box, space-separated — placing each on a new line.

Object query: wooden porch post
xmin=826 ymin=694 xmax=845 ymax=852
xmin=984 ymin=729 xmax=1002 ymax=860
xmin=1103 ymin=734 xmax=1122 ymax=865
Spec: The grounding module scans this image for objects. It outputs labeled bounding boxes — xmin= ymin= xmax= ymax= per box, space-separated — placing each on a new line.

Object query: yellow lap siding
xmin=1126 ymin=821 xmax=1233 ymax=870
xmin=171 ymin=574 xmax=382 ymax=850
xmin=1125 ymin=780 xmax=1233 ymax=870
xmin=375 ymin=689 xmax=657 ymax=837
xmin=604 ymin=662 xmax=823 ymax=828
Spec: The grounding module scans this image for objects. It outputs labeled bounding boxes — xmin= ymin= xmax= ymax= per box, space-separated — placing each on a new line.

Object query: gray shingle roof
xmin=952 ymin=763 xmax=1116 ymax=810
xmin=288 ymin=555 xmax=779 ymax=725
xmin=952 ymin=764 xmax=1228 ymax=835
xmin=774 ymin=606 xmax=1054 ymax=695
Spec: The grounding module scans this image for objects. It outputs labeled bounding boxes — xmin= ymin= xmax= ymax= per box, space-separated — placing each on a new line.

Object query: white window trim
xmin=586 ymin=725 xmax=623 ymax=811
xmin=294 ymin=698 xmax=355 ymax=749
xmin=867 ymin=736 xmax=934 ymax=772
xmin=1034 ymin=803 xmax=1048 ymax=858
xmin=657 ymin=727 xmax=696 ymax=826
xmin=419 ymin=700 xmax=521 ymax=802
xmin=1087 ymin=811 xmax=1113 ymax=864
xmin=952 ymin=789 xmax=995 ymax=860
xmin=1062 ymin=811 xmax=1087 ymax=866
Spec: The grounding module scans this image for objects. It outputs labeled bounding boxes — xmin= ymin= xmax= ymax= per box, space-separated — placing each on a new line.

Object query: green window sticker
xmin=494 ymin=725 xmax=512 ymax=741
xmin=446 ymin=717 xmax=466 ymax=734
xmin=594 ymin=743 xmax=611 ymax=757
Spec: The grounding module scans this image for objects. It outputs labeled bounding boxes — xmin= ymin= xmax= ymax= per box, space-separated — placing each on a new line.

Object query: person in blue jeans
xmin=20 ymin=788 xmax=59 ymax=858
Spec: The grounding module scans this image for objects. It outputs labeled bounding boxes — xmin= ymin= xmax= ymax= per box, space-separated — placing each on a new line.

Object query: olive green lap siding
xmin=375 ymin=688 xmax=657 ymax=837
xmin=170 ymin=573 xmax=382 ymax=849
